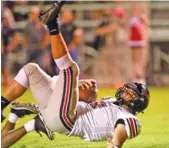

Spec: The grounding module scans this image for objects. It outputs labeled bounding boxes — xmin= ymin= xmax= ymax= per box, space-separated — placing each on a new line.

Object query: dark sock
xmin=1 ymin=96 xmax=10 ymax=110
xmin=47 ymin=18 xmax=60 ymax=35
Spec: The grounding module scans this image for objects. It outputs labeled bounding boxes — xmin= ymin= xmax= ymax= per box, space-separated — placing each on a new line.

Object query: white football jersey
xmin=69 ymin=97 xmax=141 ymax=141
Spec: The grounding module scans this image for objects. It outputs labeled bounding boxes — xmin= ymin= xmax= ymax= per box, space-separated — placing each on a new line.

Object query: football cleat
xmin=34 ymin=113 xmax=54 ymax=140
xmin=39 ymin=1 xmax=65 ymax=25
xmin=1 ymin=112 xmax=6 ymax=122
xmin=11 ymin=102 xmax=39 ymax=118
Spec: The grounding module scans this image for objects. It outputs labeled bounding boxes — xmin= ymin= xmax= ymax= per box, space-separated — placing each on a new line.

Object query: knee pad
xmin=14 ymin=64 xmax=36 ymax=88
xmin=24 ymin=63 xmax=39 ymax=77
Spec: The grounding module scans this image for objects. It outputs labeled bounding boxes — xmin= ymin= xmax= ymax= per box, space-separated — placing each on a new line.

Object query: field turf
xmin=1 ymin=86 xmax=169 ymax=148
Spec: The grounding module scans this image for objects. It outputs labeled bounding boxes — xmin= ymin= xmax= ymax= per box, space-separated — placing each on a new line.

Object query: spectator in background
xmin=129 ymin=3 xmax=149 ymax=85
xmin=7 ymin=32 xmax=27 ymax=75
xmin=93 ymin=9 xmax=112 ymax=51
xmin=111 ymin=7 xmax=131 ymax=87
xmin=60 ymin=9 xmax=81 ymax=66
xmin=23 ymin=6 xmax=50 ymax=69
xmin=74 ymin=28 xmax=97 ymax=78
xmin=1 ymin=2 xmax=20 ymax=86
xmin=93 ymin=7 xmax=131 ymax=87
xmin=2 ymin=1 xmax=15 ymax=29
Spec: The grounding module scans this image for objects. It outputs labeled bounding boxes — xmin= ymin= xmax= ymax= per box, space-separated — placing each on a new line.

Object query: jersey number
xmin=89 ymin=101 xmax=107 ymax=109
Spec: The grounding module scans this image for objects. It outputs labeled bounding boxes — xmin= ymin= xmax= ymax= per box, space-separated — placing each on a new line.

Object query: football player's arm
xmin=107 ymin=124 xmax=127 ymax=148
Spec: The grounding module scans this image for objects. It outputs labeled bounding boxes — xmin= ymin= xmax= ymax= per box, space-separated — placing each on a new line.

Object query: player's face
xmin=121 ymin=88 xmax=137 ymax=101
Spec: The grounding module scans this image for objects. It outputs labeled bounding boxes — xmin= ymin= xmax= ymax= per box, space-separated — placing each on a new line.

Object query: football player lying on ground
xmin=2 ymin=82 xmax=150 ymax=148
xmin=1 ymin=2 xmax=150 ymax=148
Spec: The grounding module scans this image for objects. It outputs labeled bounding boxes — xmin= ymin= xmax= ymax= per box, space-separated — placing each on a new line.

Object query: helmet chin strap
xmin=116 ymin=97 xmax=136 ymax=114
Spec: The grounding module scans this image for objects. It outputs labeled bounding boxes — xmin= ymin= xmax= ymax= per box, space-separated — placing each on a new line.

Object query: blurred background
xmin=1 ymin=1 xmax=169 ymax=87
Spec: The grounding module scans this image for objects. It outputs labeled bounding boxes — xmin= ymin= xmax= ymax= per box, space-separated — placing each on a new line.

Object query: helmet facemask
xmin=115 ymin=82 xmax=150 ymax=114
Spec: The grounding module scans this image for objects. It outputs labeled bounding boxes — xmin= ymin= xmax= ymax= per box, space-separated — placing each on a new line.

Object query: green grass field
xmin=2 ymin=86 xmax=169 ymax=148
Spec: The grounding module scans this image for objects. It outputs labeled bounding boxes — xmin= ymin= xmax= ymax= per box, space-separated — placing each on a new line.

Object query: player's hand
xmin=79 ymin=80 xmax=90 ymax=90
xmin=79 ymin=79 xmax=98 ymax=103
xmin=79 ymin=79 xmax=97 ymax=90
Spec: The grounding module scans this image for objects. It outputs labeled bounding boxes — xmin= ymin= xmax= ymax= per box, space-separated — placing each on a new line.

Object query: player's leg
xmin=2 ymin=121 xmax=15 ymax=138
xmin=2 ymin=127 xmax=27 ymax=148
xmin=2 ymin=102 xmax=53 ymax=147
xmin=39 ymin=2 xmax=69 ymax=60
xmin=2 ymin=102 xmax=39 ymax=135
xmin=46 ymin=1 xmax=79 ymax=128
xmin=2 ymin=113 xmax=54 ymax=148
xmin=39 ymin=2 xmax=79 ymax=133
xmin=2 ymin=103 xmax=39 ymax=147
xmin=1 ymin=62 xmax=56 ymax=122
xmin=1 ymin=67 xmax=30 ymax=122
xmin=23 ymin=63 xmax=56 ymax=109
